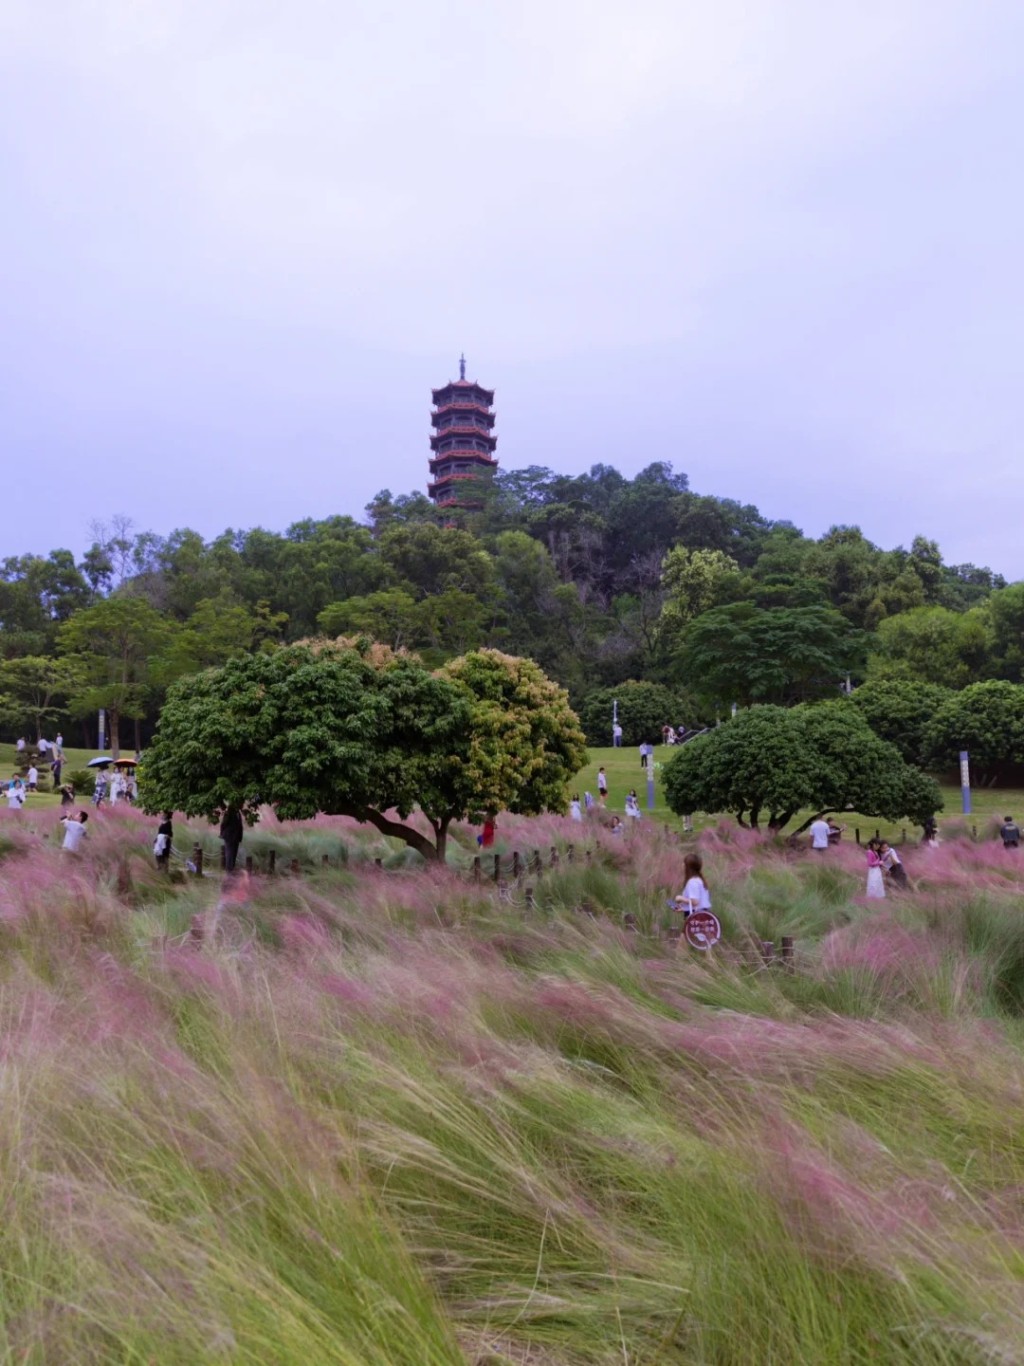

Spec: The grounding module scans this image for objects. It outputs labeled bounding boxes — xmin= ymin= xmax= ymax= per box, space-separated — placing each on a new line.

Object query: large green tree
xmin=0 ymin=655 xmax=83 ymax=741
xmin=663 ymin=703 xmax=941 ymax=832
xmin=867 ymin=606 xmax=991 ymax=688
xmin=922 ymin=680 xmax=1024 ymax=776
xmin=848 ymin=679 xmax=954 ymax=765
xmin=577 ymin=681 xmax=694 ymax=747
xmin=677 ymin=603 xmax=860 ymax=708
xmin=141 ymin=643 xmax=586 ymax=861
xmin=58 ymin=596 xmax=177 ymax=756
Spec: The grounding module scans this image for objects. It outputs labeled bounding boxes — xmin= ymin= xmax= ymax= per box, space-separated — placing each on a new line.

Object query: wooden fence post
xmin=781 ymin=936 xmax=794 ymax=969
xmin=290 ymin=858 xmax=300 ymax=876
xmin=760 ymin=940 xmax=775 ymax=965
xmin=322 ymin=853 xmax=330 ymax=867
xmin=374 ymin=857 xmax=383 ymax=869
xmin=473 ymin=856 xmax=481 ymax=882
xmin=567 ymin=844 xmax=575 ymax=864
xmin=245 ymin=855 xmax=253 ymax=874
xmin=512 ymin=850 xmax=521 ymax=880
xmin=855 ymin=827 xmax=861 ymax=845
xmin=219 ymin=844 xmax=226 ymax=870
xmin=550 ymin=846 xmax=559 ymax=868
xmin=268 ymin=849 xmax=276 ymax=875
xmin=192 ymin=843 xmax=203 ymax=876
xmin=532 ymin=849 xmax=542 ymax=874
xmin=493 ymin=853 xmax=501 ymax=883
xmin=525 ymin=885 xmax=535 ymax=910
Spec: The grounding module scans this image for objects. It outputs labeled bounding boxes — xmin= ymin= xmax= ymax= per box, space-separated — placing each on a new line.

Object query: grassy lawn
xmin=578 ymin=745 xmax=1016 ymax=843
xmin=5 ymin=743 xmax=110 ymax=811
xmin=10 ymin=740 xmax=1016 ymax=843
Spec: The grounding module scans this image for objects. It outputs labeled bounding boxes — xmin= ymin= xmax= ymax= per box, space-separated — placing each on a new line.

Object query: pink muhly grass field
xmin=1 ymin=810 xmax=1024 ymax=1359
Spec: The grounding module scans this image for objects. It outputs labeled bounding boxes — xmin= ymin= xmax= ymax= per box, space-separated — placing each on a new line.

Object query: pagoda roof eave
xmin=432 ymin=382 xmax=495 ymax=404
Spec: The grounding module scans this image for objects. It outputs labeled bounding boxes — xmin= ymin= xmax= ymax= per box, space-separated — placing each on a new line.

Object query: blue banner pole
xmin=960 ymin=749 xmax=971 ymax=816
xmin=646 ymin=750 xmax=655 ymax=811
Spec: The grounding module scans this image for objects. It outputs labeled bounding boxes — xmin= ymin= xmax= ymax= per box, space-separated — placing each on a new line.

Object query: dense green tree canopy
xmin=577 ymin=681 xmax=694 ymax=747
xmin=57 ymin=596 xmax=177 ymax=756
xmin=141 ymin=643 xmax=586 ymax=861
xmin=663 ymin=704 xmax=942 ymax=832
xmin=0 ymin=460 xmax=1019 ymax=749
xmin=922 ymin=681 xmax=1024 ymax=775
xmin=867 ymin=606 xmax=991 ymax=688
xmin=677 ymin=603 xmax=861 ymax=708
xmin=848 ymin=679 xmax=954 ymax=765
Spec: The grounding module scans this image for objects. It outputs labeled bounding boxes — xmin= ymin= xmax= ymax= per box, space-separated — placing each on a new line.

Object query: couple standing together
xmin=865 ymin=839 xmax=906 ymax=897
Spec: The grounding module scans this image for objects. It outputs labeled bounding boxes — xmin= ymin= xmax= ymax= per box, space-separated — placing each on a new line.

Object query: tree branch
xmin=335 ymin=803 xmax=439 ymax=861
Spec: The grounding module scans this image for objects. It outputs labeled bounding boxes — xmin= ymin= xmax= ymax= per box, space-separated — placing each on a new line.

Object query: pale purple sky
xmin=3 ymin=2 xmax=1024 ymax=572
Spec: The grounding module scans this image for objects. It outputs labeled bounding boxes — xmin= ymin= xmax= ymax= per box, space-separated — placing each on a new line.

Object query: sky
xmin=3 ymin=1 xmax=1024 ymax=573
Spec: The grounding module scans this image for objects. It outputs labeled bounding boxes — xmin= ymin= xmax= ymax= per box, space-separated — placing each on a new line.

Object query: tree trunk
xmin=342 ymin=806 xmax=440 ymax=861
xmin=134 ymin=716 xmax=142 ymax=755
xmin=109 ymin=708 xmax=121 ymax=760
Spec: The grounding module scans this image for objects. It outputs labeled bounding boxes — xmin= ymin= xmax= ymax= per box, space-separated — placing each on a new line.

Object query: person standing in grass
xmin=60 ymin=810 xmax=88 ymax=852
xmin=569 ymin=794 xmax=583 ymax=821
xmin=597 ymin=767 xmax=608 ymax=805
xmin=220 ymin=803 xmax=244 ymax=873
xmin=865 ymin=840 xmax=886 ymax=898
xmin=6 ymin=775 xmax=26 ymax=810
xmin=1000 ymin=816 xmax=1020 ymax=848
xmin=51 ymin=753 xmax=63 ymax=785
xmin=26 ymin=765 xmax=38 ymax=793
xmin=59 ymin=781 xmax=75 ymax=807
xmin=154 ymin=812 xmax=174 ymax=870
xmin=92 ymin=771 xmax=108 ymax=808
xmin=809 ymin=815 xmax=831 ymax=851
xmin=625 ymin=789 xmax=641 ymax=821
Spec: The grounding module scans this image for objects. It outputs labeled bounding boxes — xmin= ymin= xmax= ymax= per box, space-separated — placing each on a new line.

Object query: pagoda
xmin=427 ymin=354 xmax=498 ymax=508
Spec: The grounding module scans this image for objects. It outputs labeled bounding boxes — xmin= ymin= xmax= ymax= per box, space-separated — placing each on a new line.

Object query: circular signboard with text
xmin=684 ymin=911 xmax=721 ymax=952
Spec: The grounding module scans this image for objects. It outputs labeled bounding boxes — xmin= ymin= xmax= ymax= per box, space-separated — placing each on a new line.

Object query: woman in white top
xmin=625 ymin=789 xmax=641 ymax=820
xmin=676 ymin=853 xmax=711 ymax=917
xmin=569 ymin=794 xmax=583 ymax=821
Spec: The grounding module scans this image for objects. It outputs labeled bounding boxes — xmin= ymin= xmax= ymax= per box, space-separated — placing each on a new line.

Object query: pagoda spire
xmin=459 ymin=352 xmax=466 ymax=381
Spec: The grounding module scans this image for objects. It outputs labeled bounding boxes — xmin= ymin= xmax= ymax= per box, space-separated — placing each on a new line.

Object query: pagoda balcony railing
xmin=431 ymin=422 xmax=496 ymax=438
xmin=431 ymin=402 xmax=494 ymax=418
xmin=431 ymin=444 xmax=497 ymax=458
xmin=429 ymin=450 xmax=497 ymax=465
xmin=428 ymin=471 xmax=493 ymax=491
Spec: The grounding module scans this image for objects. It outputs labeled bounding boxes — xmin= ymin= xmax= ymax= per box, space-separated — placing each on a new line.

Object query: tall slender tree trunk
xmin=110 ymin=709 xmax=121 ymax=760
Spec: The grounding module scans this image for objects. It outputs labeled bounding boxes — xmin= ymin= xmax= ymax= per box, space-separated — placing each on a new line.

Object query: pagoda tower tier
xmin=427 ymin=354 xmax=498 ymax=507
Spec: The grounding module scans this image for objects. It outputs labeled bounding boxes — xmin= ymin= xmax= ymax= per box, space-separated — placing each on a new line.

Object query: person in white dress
xmin=865 ymin=840 xmax=886 ymax=898
xmin=675 ymin=854 xmax=711 ymax=917
xmin=625 ymin=790 xmax=641 ymax=821
xmin=569 ymin=795 xmax=583 ymax=821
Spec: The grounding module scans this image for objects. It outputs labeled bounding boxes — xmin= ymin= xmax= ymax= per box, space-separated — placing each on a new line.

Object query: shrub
xmin=65 ymin=767 xmax=96 ymax=796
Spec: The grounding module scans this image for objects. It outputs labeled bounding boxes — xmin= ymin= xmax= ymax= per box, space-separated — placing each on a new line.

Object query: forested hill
xmin=0 ymin=460 xmax=1014 ymax=747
